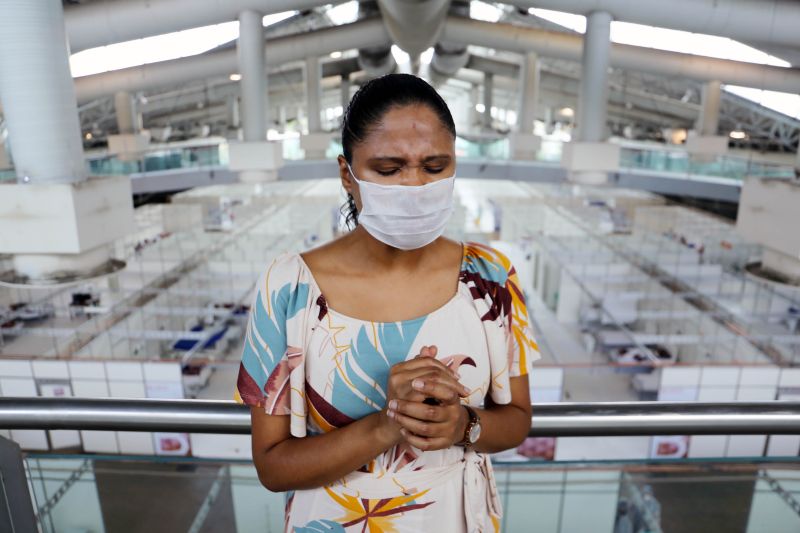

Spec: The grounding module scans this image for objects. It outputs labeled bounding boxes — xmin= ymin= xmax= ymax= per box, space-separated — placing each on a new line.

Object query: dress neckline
xmin=296 ymin=241 xmax=467 ymax=325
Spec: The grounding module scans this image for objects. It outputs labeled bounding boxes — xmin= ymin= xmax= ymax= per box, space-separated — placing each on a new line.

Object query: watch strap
xmin=456 ymin=405 xmax=479 ymax=446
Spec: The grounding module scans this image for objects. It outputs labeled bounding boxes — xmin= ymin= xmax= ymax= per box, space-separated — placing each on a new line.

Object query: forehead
xmin=354 ymin=104 xmax=454 ymax=157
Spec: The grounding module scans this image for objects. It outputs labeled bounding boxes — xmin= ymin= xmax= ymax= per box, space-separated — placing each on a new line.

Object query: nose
xmin=403 ymin=166 xmax=433 ymax=186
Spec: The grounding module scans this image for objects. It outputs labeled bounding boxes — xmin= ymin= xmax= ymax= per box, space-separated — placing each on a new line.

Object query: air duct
xmin=428 ymin=1 xmax=469 ymax=83
xmin=442 ymin=16 xmax=800 ymax=95
xmin=74 ymin=17 xmax=390 ymax=103
xmin=356 ymin=2 xmax=396 ymax=78
xmin=64 ymin=0 xmax=331 ymax=52
xmin=376 ymin=0 xmax=450 ymax=68
xmin=509 ymin=0 xmax=800 ymax=51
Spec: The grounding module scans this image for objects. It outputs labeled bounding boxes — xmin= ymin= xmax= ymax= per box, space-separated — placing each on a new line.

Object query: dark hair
xmin=339 ymin=73 xmax=457 ymax=230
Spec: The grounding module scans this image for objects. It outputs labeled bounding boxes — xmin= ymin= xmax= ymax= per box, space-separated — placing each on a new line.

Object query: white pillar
xmin=510 ymin=51 xmax=542 ymax=160
xmin=114 ymin=91 xmax=138 ymax=134
xmin=795 ymin=144 xmax=800 ymax=173
xmin=482 ymin=72 xmax=494 ymax=130
xmin=300 ymin=55 xmax=329 ymax=159
xmin=340 ymin=73 xmax=351 ymax=114
xmin=469 ymin=85 xmax=479 ymax=130
xmin=686 ymin=79 xmax=727 ymax=156
xmin=0 ymin=0 xmax=86 ymax=184
xmin=238 ymin=9 xmax=266 ymax=142
xmin=306 ymin=55 xmax=322 ymax=134
xmin=517 ymin=52 xmax=539 ymax=135
xmin=698 ymin=80 xmax=722 ymax=136
xmin=225 ymin=95 xmax=240 ymax=139
xmin=576 ymin=11 xmax=612 ymax=142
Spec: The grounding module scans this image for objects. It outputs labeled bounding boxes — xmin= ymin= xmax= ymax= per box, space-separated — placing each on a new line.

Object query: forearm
xmin=254 ymin=411 xmax=396 ymax=492
xmin=470 ymin=401 xmax=531 ymax=453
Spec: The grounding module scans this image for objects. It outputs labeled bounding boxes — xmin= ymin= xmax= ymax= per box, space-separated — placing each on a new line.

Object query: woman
xmin=235 ymin=73 xmax=539 ymax=532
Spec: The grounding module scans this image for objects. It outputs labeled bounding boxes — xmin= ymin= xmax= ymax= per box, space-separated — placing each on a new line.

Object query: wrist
xmin=453 ymin=404 xmax=469 ymax=446
xmin=372 ymin=410 xmax=402 ymax=449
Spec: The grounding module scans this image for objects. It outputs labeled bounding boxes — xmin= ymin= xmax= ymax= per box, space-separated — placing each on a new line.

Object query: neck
xmin=346 ymin=226 xmax=439 ymax=271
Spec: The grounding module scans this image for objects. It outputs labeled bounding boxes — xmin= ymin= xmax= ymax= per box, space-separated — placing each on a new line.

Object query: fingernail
xmin=388 ymin=400 xmax=397 ymax=410
xmin=412 ymin=379 xmax=424 ymax=390
xmin=387 ymin=409 xmax=395 ymax=419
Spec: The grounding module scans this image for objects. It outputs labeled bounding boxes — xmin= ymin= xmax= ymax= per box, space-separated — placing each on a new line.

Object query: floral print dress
xmin=235 ymin=242 xmax=540 ymax=532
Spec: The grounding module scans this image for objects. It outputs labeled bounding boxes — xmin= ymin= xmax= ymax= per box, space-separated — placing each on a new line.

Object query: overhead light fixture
xmin=475 ymin=103 xmax=486 ymax=113
xmin=330 ymin=51 xmax=342 ymax=59
xmin=729 ymin=130 xmax=747 ymax=139
xmin=84 ymin=132 xmax=93 ymax=140
xmin=229 ymin=73 xmax=242 ymax=81
xmin=559 ymin=107 xmax=575 ymax=118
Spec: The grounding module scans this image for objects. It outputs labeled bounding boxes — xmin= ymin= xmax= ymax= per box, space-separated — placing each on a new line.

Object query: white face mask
xmin=347 ymin=163 xmax=455 ymax=250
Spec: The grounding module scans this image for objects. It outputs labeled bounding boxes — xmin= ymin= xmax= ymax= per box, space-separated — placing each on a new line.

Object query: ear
xmin=337 ymin=155 xmax=353 ymax=196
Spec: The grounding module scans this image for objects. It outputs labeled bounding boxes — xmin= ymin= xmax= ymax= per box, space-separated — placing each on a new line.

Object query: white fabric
xmin=348 ymin=163 xmax=455 ymax=250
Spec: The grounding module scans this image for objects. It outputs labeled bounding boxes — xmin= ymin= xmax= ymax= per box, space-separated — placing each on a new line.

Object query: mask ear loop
xmin=345 ymin=162 xmax=361 ymax=184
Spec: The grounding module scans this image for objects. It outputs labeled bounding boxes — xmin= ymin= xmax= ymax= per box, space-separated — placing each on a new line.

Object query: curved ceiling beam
xmin=442 ymin=16 xmax=800 ymax=94
xmin=506 ymin=0 xmax=800 ymax=51
xmin=64 ymin=0 xmax=331 ymax=53
xmin=74 ymin=18 xmax=390 ymax=103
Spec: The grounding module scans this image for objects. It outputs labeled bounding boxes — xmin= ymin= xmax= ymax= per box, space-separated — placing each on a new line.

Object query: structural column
xmin=697 ymin=80 xmax=722 ymax=136
xmin=306 ymin=55 xmax=322 ymax=134
xmin=0 ymin=0 xmax=133 ymax=283
xmin=563 ymin=10 xmax=619 ymax=184
xmin=237 ymin=9 xmax=266 ymax=142
xmin=469 ymin=85 xmax=479 ymax=131
xmin=229 ymin=9 xmax=282 ymax=181
xmin=300 ymin=55 xmax=329 ymax=159
xmin=340 ymin=73 xmax=351 ymax=114
xmin=517 ymin=52 xmax=539 ymax=135
xmin=482 ymin=72 xmax=493 ymax=131
xmin=114 ymin=91 xmax=139 ymax=134
xmin=576 ymin=11 xmax=612 ymax=143
xmin=687 ymin=79 xmax=727 ymax=156
xmin=225 ymin=95 xmax=240 ymax=138
xmin=109 ymin=90 xmax=148 ymax=159
xmin=0 ymin=0 xmax=85 ymax=184
xmin=795 ymin=143 xmax=800 ymax=174
xmin=510 ymin=51 xmax=542 ymax=160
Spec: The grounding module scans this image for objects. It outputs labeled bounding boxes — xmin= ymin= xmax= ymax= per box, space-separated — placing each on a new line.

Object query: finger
xmin=389 ymin=399 xmax=448 ymax=423
xmin=390 ymin=410 xmax=444 ymax=438
xmin=392 ymin=357 xmax=452 ymax=375
xmin=393 ymin=369 xmax=467 ymax=401
xmin=399 ymin=428 xmax=449 ymax=452
xmin=411 ymin=374 xmax=469 ymax=403
xmin=392 ymin=364 xmax=460 ymax=390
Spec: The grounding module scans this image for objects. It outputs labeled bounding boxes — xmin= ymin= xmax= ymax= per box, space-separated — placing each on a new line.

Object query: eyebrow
xmin=367 ymin=154 xmax=452 ymax=164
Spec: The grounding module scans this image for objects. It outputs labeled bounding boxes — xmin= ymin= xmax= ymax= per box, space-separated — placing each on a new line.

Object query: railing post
xmin=0 ymin=436 xmax=37 ymax=531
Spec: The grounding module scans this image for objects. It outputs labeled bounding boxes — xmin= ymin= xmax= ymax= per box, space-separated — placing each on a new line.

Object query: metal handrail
xmin=2 ymin=398 xmax=800 ymax=437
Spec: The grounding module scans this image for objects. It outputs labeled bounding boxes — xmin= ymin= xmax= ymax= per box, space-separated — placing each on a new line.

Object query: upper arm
xmin=250 ymin=406 xmax=291 ymax=457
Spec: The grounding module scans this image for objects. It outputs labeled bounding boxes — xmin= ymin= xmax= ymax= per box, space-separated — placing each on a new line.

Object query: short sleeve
xmin=235 ymin=253 xmax=314 ymax=436
xmin=504 ymin=262 xmax=540 ymax=378
xmin=461 ymin=242 xmax=540 ymax=406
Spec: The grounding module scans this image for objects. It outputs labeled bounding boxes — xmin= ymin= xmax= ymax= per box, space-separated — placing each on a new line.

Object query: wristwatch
xmin=456 ymin=405 xmax=481 ymax=447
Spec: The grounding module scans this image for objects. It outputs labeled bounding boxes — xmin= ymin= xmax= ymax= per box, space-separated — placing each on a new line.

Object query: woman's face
xmin=338 ymin=103 xmax=456 ymax=212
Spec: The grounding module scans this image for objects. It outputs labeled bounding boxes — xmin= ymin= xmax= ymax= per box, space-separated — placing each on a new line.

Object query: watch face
xmin=469 ymin=422 xmax=481 ymax=444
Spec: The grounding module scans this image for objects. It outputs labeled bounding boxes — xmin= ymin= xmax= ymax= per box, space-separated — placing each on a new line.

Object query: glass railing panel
xmin=456 ymin=136 xmax=510 ymax=160
xmin=0 ymin=168 xmax=16 ymax=183
xmin=22 ymin=454 xmax=800 ymax=533
xmin=619 ymin=146 xmax=794 ymax=181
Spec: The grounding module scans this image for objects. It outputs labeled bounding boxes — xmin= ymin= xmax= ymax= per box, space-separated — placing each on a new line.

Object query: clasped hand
xmin=381 ymin=345 xmax=470 ymax=451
